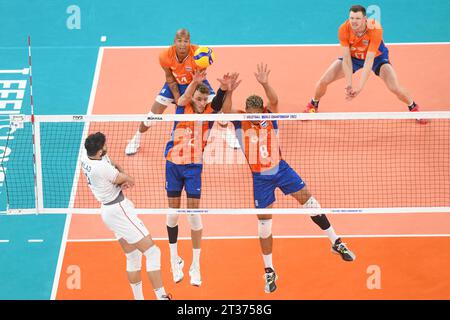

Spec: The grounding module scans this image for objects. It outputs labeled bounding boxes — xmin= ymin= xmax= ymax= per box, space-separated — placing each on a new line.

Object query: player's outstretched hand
xmin=254 ymin=62 xmax=270 ymax=85
xmin=192 ymin=69 xmax=207 ymax=83
xmin=229 ymin=72 xmax=242 ymax=91
xmin=217 ymin=72 xmax=241 ymax=91
xmin=217 ymin=72 xmax=231 ymax=90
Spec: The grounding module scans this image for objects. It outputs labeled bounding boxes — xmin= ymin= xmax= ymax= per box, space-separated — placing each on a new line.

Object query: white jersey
xmin=80 ymin=153 xmax=121 ymax=204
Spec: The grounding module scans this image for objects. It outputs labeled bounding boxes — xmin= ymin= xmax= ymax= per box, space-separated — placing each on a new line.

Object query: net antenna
xmin=27 ymin=35 xmax=43 ymax=213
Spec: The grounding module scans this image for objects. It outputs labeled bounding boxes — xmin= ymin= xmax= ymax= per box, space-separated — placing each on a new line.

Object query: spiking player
xmin=81 ymin=132 xmax=170 ymax=300
xmin=125 ymin=29 xmax=215 ymax=155
xmin=164 ymin=69 xmax=229 ymax=287
xmin=304 ymin=5 xmax=426 ymax=123
xmin=222 ymin=64 xmax=355 ymax=294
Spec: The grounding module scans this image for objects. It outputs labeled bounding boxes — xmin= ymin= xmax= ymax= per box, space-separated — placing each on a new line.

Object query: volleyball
xmin=193 ymin=47 xmax=215 ymax=69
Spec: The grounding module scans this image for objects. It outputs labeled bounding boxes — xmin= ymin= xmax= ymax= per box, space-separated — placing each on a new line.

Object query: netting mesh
xmin=1 ymin=120 xmax=35 ymax=210
xmin=3 ymin=113 xmax=449 ymax=212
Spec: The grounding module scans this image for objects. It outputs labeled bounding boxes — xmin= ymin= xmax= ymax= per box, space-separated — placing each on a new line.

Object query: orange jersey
xmin=338 ymin=19 xmax=385 ymax=60
xmin=232 ymin=111 xmax=282 ymax=173
xmin=159 ymin=44 xmax=202 ymax=85
xmin=165 ymin=103 xmax=216 ymax=165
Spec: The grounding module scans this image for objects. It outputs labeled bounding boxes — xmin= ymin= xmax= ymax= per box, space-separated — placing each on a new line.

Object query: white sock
xmin=154 ymin=287 xmax=167 ymax=300
xmin=324 ymin=226 xmax=339 ymax=244
xmin=130 ymin=281 xmax=144 ymax=300
xmin=193 ymin=248 xmax=201 ymax=266
xmin=262 ymin=253 xmax=273 ymax=269
xmin=169 ymin=243 xmax=178 ymax=262
xmin=134 ymin=131 xmax=141 ymax=142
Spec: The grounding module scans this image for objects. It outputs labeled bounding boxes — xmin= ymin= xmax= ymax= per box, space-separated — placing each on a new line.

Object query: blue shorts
xmin=252 ymin=160 xmax=306 ymax=208
xmin=156 ymin=80 xmax=215 ymax=106
xmin=338 ymin=49 xmax=390 ymax=76
xmin=165 ymin=161 xmax=203 ymax=199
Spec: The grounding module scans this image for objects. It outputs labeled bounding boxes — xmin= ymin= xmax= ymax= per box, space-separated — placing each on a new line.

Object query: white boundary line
xmin=6 ymin=207 xmax=450 ymax=215
xmin=67 ymin=233 xmax=450 ymax=242
xmin=28 ymin=239 xmax=44 ymax=243
xmin=0 ymin=110 xmax=20 ymax=114
xmin=101 ymin=42 xmax=450 ymax=49
xmin=50 ymin=47 xmax=104 ymax=300
xmin=0 ymin=68 xmax=29 ymax=74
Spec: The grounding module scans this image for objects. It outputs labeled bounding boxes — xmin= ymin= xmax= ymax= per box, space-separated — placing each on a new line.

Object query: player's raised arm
xmin=219 ymin=73 xmax=241 ymax=114
xmin=209 ymin=74 xmax=229 ymax=112
xmin=254 ymin=63 xmax=278 ymax=112
xmin=177 ymin=70 xmax=207 ymax=106
xmin=217 ymin=73 xmax=241 ymax=113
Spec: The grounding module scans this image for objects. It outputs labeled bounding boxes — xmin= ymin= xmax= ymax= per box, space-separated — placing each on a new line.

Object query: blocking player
xmin=81 ymin=132 xmax=170 ymax=300
xmin=222 ymin=64 xmax=356 ymax=294
xmin=164 ymin=69 xmax=229 ymax=287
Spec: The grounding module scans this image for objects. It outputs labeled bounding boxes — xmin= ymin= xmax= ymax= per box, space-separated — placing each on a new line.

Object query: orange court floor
xmin=57 ymin=44 xmax=450 ymax=299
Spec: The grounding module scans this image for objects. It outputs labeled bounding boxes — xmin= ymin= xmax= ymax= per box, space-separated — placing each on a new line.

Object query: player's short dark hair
xmin=195 ymin=83 xmax=210 ymax=95
xmin=246 ymin=95 xmax=264 ymax=110
xmin=85 ymin=132 xmax=106 ymax=157
xmin=350 ymin=5 xmax=366 ymax=16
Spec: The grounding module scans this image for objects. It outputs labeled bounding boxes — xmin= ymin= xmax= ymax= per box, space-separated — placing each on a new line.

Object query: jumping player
xmin=222 ymin=65 xmax=356 ymax=294
xmin=164 ymin=70 xmax=229 ymax=287
xmin=81 ymin=132 xmax=170 ymax=300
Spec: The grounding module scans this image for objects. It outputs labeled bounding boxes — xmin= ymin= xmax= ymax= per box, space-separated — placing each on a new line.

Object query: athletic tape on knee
xmin=187 ymin=214 xmax=203 ymax=231
xmin=144 ymin=245 xmax=161 ymax=272
xmin=303 ymin=196 xmax=321 ymax=216
xmin=143 ymin=111 xmax=155 ymax=127
xmin=166 ymin=213 xmax=179 ymax=228
xmin=258 ymin=219 xmax=272 ymax=239
xmin=126 ymin=249 xmax=142 ymax=272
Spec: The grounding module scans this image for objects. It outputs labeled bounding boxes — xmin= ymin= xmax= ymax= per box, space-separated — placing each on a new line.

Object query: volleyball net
xmin=1 ymin=111 xmax=449 ymax=215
